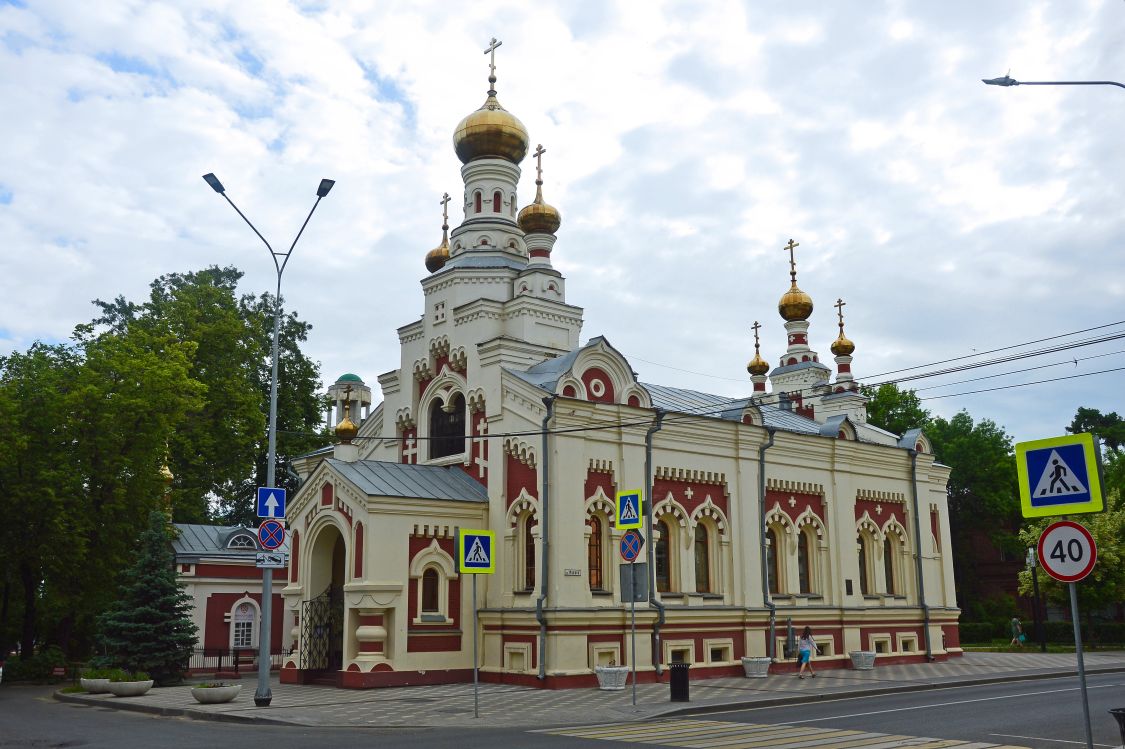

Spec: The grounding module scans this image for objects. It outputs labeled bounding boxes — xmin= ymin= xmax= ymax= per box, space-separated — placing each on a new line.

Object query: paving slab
xmin=55 ymin=650 xmax=1125 ymax=729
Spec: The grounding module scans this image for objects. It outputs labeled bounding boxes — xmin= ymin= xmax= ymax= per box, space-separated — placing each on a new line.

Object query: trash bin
xmin=1109 ymin=708 xmax=1125 ymax=746
xmin=669 ymin=662 xmax=691 ymax=702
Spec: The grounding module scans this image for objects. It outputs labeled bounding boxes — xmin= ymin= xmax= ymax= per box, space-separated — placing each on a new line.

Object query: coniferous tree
xmin=97 ymin=511 xmax=197 ymax=683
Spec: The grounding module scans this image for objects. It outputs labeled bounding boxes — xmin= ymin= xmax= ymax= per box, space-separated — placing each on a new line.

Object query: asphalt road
xmin=1 ymin=674 xmax=1123 ymax=749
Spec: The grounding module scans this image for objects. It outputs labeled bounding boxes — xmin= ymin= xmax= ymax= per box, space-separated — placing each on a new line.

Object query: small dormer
xmin=224 ymin=528 xmax=259 ymax=550
xmin=820 ymin=414 xmax=858 ymax=441
xmin=898 ymin=428 xmax=933 ymax=455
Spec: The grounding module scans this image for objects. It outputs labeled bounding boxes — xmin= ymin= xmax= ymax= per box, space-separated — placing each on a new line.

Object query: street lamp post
xmin=982 ymin=74 xmax=1125 ymax=91
xmin=1026 ymin=548 xmax=1047 ymax=653
xmin=202 ymin=173 xmax=334 ymax=707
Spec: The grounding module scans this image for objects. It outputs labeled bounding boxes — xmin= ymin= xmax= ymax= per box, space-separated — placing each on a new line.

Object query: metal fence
xmin=186 ymin=648 xmax=288 ymax=673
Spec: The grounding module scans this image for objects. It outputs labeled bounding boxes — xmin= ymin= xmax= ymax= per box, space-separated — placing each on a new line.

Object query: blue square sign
xmin=256 ymin=487 xmax=287 ymax=519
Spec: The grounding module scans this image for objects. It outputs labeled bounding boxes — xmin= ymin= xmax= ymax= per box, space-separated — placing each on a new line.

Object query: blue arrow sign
xmin=256 ymin=487 xmax=287 ymax=519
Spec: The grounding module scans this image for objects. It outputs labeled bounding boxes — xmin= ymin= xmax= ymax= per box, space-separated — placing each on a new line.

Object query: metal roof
xmin=326 ymin=459 xmax=488 ymax=502
xmin=172 ymin=523 xmax=289 ymax=560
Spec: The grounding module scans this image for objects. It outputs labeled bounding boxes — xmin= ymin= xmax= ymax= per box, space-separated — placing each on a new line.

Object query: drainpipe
xmin=758 ymin=429 xmax=777 ymax=660
xmin=537 ymin=395 xmax=556 ymax=680
xmin=644 ymin=409 xmax=666 ymax=676
xmin=909 ymin=449 xmax=934 ymax=661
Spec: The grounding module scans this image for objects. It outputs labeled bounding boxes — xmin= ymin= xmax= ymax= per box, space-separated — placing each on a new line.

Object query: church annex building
xmin=279 ymin=43 xmax=960 ymax=689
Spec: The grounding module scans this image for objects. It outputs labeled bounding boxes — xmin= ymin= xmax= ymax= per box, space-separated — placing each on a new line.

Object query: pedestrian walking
xmin=1009 ymin=617 xmax=1023 ymax=647
xmin=797 ymin=626 xmax=820 ymax=679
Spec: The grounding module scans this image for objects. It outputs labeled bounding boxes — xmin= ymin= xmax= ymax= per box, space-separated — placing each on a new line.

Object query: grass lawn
xmin=962 ymin=639 xmax=1125 ymax=653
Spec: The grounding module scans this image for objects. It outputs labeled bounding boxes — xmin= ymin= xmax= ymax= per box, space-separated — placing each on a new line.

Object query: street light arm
xmin=1018 ymin=80 xmax=1125 ymax=90
xmin=279 ymin=195 xmax=323 ymax=278
xmin=218 ymin=192 xmax=282 ymax=275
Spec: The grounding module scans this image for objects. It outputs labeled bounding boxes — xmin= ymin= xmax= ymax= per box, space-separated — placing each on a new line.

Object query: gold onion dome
xmin=747 ymin=352 xmax=769 ymax=376
xmin=160 ymin=463 xmax=174 ymax=486
xmin=831 ymin=332 xmax=855 ymax=357
xmin=335 ymin=414 xmax=358 ymax=444
xmin=778 ymin=283 xmax=814 ymax=321
xmin=425 ymin=192 xmax=453 ymax=273
xmin=453 ymin=77 xmax=529 ymax=164
xmin=518 ymin=144 xmax=561 ymax=234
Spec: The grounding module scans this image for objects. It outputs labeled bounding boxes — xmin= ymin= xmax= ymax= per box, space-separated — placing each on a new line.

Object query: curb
xmin=54 ymin=665 xmax=1125 ymax=729
xmin=654 ymin=664 xmax=1125 ymax=720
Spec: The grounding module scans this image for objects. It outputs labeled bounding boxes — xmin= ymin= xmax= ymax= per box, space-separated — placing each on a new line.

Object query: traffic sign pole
xmin=1069 ymin=582 xmax=1093 ymax=749
xmin=473 ymin=573 xmax=479 ymax=720
xmin=630 ymin=562 xmax=637 ymax=708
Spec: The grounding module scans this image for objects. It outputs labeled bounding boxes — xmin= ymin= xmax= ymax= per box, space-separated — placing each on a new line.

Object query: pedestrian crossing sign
xmin=458 ymin=529 xmax=495 ymax=574
xmin=1016 ymin=433 xmax=1104 ymax=518
xmin=616 ymin=489 xmax=643 ymax=530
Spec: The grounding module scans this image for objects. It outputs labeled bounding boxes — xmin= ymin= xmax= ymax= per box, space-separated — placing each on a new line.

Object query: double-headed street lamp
xmin=982 ymin=74 xmax=1125 ymax=91
xmin=202 ymin=173 xmax=334 ymax=707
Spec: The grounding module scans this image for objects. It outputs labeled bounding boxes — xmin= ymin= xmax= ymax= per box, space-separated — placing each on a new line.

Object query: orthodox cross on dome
xmin=439 ymin=192 xmax=450 ymax=232
xmin=534 ymin=144 xmax=546 ymax=184
xmin=751 ymin=320 xmax=762 ymax=352
xmin=835 ymin=298 xmax=847 ymax=332
xmin=783 ymin=238 xmax=800 ymax=284
xmin=484 ymin=37 xmax=502 ymax=90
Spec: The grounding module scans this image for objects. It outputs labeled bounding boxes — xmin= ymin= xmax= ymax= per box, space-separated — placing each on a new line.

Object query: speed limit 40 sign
xmin=1037 ymin=520 xmax=1097 ymax=583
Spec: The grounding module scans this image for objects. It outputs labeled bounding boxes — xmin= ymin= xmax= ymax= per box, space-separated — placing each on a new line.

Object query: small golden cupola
xmin=335 ymin=386 xmax=359 ymax=444
xmin=518 ymin=144 xmax=562 ymax=235
xmin=830 ymin=297 xmax=855 ymax=356
xmin=747 ymin=320 xmax=769 ymax=376
xmin=777 ymin=238 xmax=813 ymax=321
xmin=452 ymin=38 xmax=529 ymax=165
xmin=425 ymin=192 xmax=452 ymax=273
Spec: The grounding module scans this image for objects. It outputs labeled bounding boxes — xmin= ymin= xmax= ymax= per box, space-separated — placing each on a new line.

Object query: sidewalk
xmin=56 ymin=651 xmax=1125 ymax=729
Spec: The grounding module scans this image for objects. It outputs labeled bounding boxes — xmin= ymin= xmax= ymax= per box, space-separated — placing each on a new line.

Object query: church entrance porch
xmin=291 ymin=522 xmax=346 ymax=686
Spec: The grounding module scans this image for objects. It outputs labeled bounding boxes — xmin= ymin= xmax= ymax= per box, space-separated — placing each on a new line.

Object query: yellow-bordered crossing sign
xmin=458 ymin=529 xmax=495 ymax=574
xmin=1016 ymin=432 xmax=1104 ymax=519
xmin=616 ymin=489 xmax=643 ymax=530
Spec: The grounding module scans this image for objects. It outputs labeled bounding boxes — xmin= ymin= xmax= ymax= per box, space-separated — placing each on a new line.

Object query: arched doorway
xmin=301 ymin=523 xmax=346 ymax=678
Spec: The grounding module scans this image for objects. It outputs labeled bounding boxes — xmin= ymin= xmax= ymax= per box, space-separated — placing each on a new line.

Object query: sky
xmin=1 ymin=0 xmax=1123 ymax=445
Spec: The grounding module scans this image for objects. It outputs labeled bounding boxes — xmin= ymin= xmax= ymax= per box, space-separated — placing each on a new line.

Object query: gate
xmin=299 ymin=586 xmax=344 ymax=672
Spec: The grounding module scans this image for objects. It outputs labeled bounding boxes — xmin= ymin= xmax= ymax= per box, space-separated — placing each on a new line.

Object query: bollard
xmin=669 ymin=662 xmax=690 ymax=702
xmin=1109 ymin=708 xmax=1125 ymax=746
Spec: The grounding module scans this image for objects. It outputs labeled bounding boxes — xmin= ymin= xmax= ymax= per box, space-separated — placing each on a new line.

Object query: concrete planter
xmin=80 ymin=677 xmax=111 ymax=694
xmin=741 ymin=656 xmax=771 ymax=678
xmin=107 ymin=680 xmax=154 ymax=697
xmin=594 ymin=666 xmax=630 ymax=691
xmin=849 ymin=651 xmax=877 ymax=670
xmin=191 ymin=684 xmax=242 ymax=704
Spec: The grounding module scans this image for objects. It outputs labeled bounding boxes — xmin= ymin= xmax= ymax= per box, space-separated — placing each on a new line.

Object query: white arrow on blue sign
xmin=256 ymin=487 xmax=287 ymax=519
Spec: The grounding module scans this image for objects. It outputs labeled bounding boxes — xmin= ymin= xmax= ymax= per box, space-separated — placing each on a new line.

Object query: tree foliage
xmin=861 ymin=383 xmax=931 ymax=436
xmin=97 ymin=512 xmax=198 ymax=683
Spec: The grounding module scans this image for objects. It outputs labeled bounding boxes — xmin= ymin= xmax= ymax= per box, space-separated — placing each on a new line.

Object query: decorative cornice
xmin=857 ymin=488 xmax=906 ymax=503
xmin=588 ymin=458 xmax=614 ymax=474
xmin=766 ymin=478 xmax=825 ymax=496
xmin=411 ymin=524 xmax=455 ymax=539
xmin=655 ymin=467 xmax=726 ymax=485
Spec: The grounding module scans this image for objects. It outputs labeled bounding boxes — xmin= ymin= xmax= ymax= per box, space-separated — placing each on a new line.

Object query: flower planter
xmin=80 ymin=677 xmax=111 ymax=694
xmin=849 ymin=651 xmax=877 ymax=670
xmin=107 ymin=680 xmax=154 ymax=697
xmin=594 ymin=665 xmax=630 ymax=691
xmin=741 ymin=656 xmax=771 ymax=678
xmin=191 ymin=684 xmax=242 ymax=704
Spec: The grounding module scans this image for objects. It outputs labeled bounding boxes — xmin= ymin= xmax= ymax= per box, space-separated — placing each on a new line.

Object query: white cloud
xmin=1 ymin=0 xmax=1122 ymax=446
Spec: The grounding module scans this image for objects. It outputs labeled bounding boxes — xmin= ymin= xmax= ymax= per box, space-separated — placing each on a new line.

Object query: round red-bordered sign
xmin=258 ymin=519 xmax=286 ymax=551
xmin=1037 ymin=520 xmax=1096 ymax=583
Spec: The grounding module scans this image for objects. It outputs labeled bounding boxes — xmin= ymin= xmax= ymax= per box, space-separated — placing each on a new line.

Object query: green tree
xmin=1067 ymin=406 xmax=1125 ymax=452
xmin=927 ymin=411 xmax=1020 ymax=611
xmin=97 ymin=511 xmax=198 ymax=683
xmin=861 ymin=383 xmax=931 ymax=435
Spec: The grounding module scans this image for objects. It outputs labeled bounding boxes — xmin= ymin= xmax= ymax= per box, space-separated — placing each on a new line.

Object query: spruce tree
xmin=97 ymin=511 xmax=197 ymax=683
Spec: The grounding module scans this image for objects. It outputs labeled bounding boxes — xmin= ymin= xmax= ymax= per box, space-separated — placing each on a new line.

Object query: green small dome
xmin=336 ymin=373 xmax=363 ymax=383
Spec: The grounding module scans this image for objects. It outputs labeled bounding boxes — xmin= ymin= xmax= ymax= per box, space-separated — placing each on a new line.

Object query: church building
xmin=280 ymin=42 xmax=961 ymax=689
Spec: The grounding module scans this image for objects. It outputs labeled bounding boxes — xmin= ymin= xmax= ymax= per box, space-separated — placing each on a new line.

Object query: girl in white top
xmin=798 ymin=626 xmax=819 ymax=679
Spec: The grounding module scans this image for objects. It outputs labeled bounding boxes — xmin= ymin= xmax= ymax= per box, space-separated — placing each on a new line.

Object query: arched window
xmin=429 ymin=393 xmax=465 ymax=459
xmin=421 ymin=568 xmax=439 ymax=613
xmin=228 ymin=534 xmax=255 ymax=549
xmin=509 ymin=192 xmax=516 ymax=216
xmin=858 ymin=534 xmax=872 ymax=596
xmin=655 ymin=519 xmax=672 ymax=592
xmin=767 ymin=527 xmax=782 ymax=595
xmin=523 ymin=516 xmax=536 ymax=590
xmin=884 ymin=535 xmax=900 ymax=595
xmin=231 ymin=601 xmax=257 ymax=649
xmin=493 ymin=190 xmax=502 ymax=213
xmin=798 ymin=530 xmax=812 ymax=594
xmin=694 ymin=524 xmax=710 ymax=593
xmin=474 ymin=191 xmax=482 ymax=213
xmin=587 ymin=516 xmax=604 ymax=591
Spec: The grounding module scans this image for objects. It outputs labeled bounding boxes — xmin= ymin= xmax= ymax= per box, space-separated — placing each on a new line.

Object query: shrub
xmin=2 ymin=646 xmax=67 ymax=682
xmin=108 ymin=670 xmax=149 ymax=682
